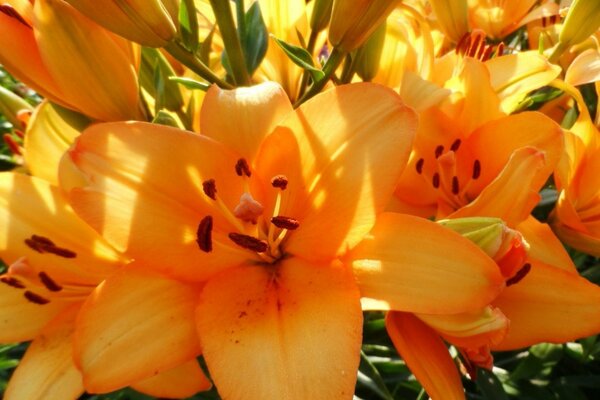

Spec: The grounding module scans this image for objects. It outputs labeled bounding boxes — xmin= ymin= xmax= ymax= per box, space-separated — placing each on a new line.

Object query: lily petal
xmin=386 ymin=312 xmax=465 ymax=400
xmin=131 ymin=359 xmax=212 ymax=399
xmin=492 ymin=260 xmax=600 ymax=350
xmin=264 ymin=83 xmax=417 ymax=261
xmin=0 ymin=173 xmax=123 ymax=285
xmin=565 ymin=48 xmax=600 ymax=86
xmin=4 ymin=304 xmax=83 ymax=400
xmin=62 ymin=122 xmax=248 ymax=282
xmin=74 ymin=266 xmax=201 ymax=393
xmin=196 ymin=258 xmax=362 ymax=400
xmin=348 ymin=213 xmax=503 ymax=314
xmin=201 ymin=82 xmax=293 ymax=163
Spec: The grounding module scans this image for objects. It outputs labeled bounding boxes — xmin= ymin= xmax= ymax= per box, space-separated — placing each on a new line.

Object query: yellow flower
xmin=60 ymin=82 xmax=503 ymax=398
xmin=0 ymin=0 xmax=145 ymax=121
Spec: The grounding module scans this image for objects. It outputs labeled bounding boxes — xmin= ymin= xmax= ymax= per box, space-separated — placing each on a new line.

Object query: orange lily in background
xmin=550 ymin=81 xmax=600 ymax=256
xmin=59 ymin=82 xmax=504 ymax=399
xmin=0 ymin=0 xmax=145 ymax=121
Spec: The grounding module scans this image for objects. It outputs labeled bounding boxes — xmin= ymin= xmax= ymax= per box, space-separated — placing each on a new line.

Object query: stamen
xmin=452 ymin=176 xmax=460 ymax=195
xmin=415 ymin=158 xmax=424 ymax=174
xmin=233 ymin=192 xmax=264 ymax=223
xmin=434 ymin=145 xmax=444 ymax=159
xmin=24 ymin=290 xmax=50 ymax=305
xmin=432 ymin=173 xmax=440 ymax=189
xmin=228 ymin=233 xmax=268 ymax=253
xmin=202 ymin=179 xmax=217 ymax=200
xmin=472 ymin=159 xmax=481 ymax=180
xmin=271 ymin=175 xmax=288 ymax=190
xmin=24 ymin=235 xmax=77 ymax=258
xmin=506 ymin=263 xmax=531 ymax=286
xmin=271 ymin=216 xmax=300 ymax=230
xmin=196 ymin=216 xmax=213 ymax=252
xmin=450 ymin=139 xmax=461 ymax=152
xmin=456 ymin=32 xmax=470 ymax=55
xmin=38 ymin=272 xmax=62 ymax=292
xmin=3 ymin=134 xmax=21 ymax=156
xmin=31 ymin=235 xmax=54 ymax=246
xmin=45 ymin=247 xmax=77 ymax=258
xmin=235 ymin=158 xmax=251 ymax=177
xmin=0 ymin=276 xmax=25 ymax=289
xmin=0 ymin=4 xmax=31 ymax=28
xmin=495 ymin=43 xmax=505 ymax=57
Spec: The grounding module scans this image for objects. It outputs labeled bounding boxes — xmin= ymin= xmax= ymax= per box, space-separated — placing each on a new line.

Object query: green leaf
xmin=477 ymin=368 xmax=509 ymax=400
xmin=169 ymin=76 xmax=211 ymax=92
xmin=141 ymin=48 xmax=184 ymax=112
xmin=151 ymin=110 xmax=180 ymax=128
xmin=0 ymin=154 xmax=16 ymax=171
xmin=179 ymin=0 xmax=199 ymax=52
xmin=357 ymin=350 xmax=393 ymax=400
xmin=238 ymin=2 xmax=268 ymax=76
xmin=0 ymin=359 xmax=18 ymax=370
xmin=272 ymin=36 xmax=325 ymax=82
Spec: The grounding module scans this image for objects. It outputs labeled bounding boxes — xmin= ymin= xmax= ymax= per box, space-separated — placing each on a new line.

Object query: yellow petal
xmin=62 ymin=122 xmax=249 ymax=282
xmin=386 ymin=312 xmax=465 ymax=400
xmin=74 ymin=266 xmax=201 ymax=393
xmin=516 ymin=216 xmax=577 ymax=272
xmin=550 ymin=220 xmax=600 ymax=258
xmin=450 ymin=147 xmax=547 ymax=226
xmin=565 ymin=48 xmax=600 ymax=86
xmin=400 ymin=71 xmax=451 ymax=112
xmin=0 ymin=173 xmax=124 ymax=285
xmin=131 ymin=359 xmax=212 ymax=399
xmin=34 ymin=0 xmax=143 ymax=121
xmin=492 ymin=260 xmax=600 ymax=350
xmin=486 ymin=51 xmax=561 ymax=113
xmin=264 ymin=83 xmax=417 ymax=261
xmin=417 ymin=306 xmax=509 ymax=348
xmin=196 ymin=258 xmax=362 ymax=400
xmin=0 ymin=270 xmax=69 ymax=342
xmin=201 ymin=82 xmax=293 ymax=163
xmin=4 ymin=304 xmax=83 ymax=400
xmin=348 ymin=213 xmax=503 ymax=314
xmin=24 ymin=101 xmax=89 ymax=185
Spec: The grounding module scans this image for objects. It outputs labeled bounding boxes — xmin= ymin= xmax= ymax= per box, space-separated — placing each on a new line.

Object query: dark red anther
xmin=415 ymin=158 xmax=425 ymax=174
xmin=451 ymin=176 xmax=460 ymax=195
xmin=271 ymin=175 xmax=288 ymax=190
xmin=432 ymin=173 xmax=440 ymax=189
xmin=456 ymin=32 xmax=470 ymax=55
xmin=434 ymin=145 xmax=444 ymax=158
xmin=271 ymin=216 xmax=300 ymax=230
xmin=0 ymin=276 xmax=25 ymax=289
xmin=495 ymin=43 xmax=505 ymax=57
xmin=24 ymin=290 xmax=50 ymax=305
xmin=196 ymin=216 xmax=213 ymax=252
xmin=472 ymin=159 xmax=481 ymax=180
xmin=235 ymin=158 xmax=251 ymax=177
xmin=482 ymin=45 xmax=494 ymax=61
xmin=202 ymin=179 xmax=217 ymax=200
xmin=3 ymin=134 xmax=21 ymax=156
xmin=14 ymin=129 xmax=25 ymax=139
xmin=45 ymin=247 xmax=77 ymax=258
xmin=24 ymin=235 xmax=77 ymax=258
xmin=506 ymin=263 xmax=531 ymax=286
xmin=450 ymin=139 xmax=461 ymax=152
xmin=228 ymin=233 xmax=268 ymax=253
xmin=38 ymin=271 xmax=62 ymax=292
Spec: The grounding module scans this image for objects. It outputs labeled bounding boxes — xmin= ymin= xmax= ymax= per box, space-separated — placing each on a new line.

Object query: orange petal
xmin=417 ymin=306 xmax=509 ymax=348
xmin=201 ymin=82 xmax=293 ymax=163
xmin=0 ymin=271 xmax=69 ymax=342
xmin=386 ymin=312 xmax=465 ymax=400
xmin=4 ymin=304 xmax=83 ymax=400
xmin=565 ymin=48 xmax=600 ymax=86
xmin=348 ymin=213 xmax=503 ymax=314
xmin=550 ymin=220 xmax=600 ymax=258
xmin=264 ymin=83 xmax=417 ymax=261
xmin=516 ymin=216 xmax=577 ymax=272
xmin=62 ymin=122 xmax=249 ymax=282
xmin=450 ymin=147 xmax=548 ymax=227
xmin=196 ymin=258 xmax=362 ymax=400
xmin=0 ymin=173 xmax=124 ymax=285
xmin=74 ymin=265 xmax=201 ymax=393
xmin=466 ymin=111 xmax=563 ymax=189
xmin=492 ymin=260 xmax=600 ymax=350
xmin=131 ymin=359 xmax=212 ymax=399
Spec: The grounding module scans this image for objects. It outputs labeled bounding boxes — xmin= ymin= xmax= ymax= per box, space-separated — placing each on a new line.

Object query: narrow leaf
xmin=272 ymin=36 xmax=325 ymax=82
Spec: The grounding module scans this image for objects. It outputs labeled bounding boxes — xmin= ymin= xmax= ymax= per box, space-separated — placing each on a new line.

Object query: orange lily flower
xmin=0 ymin=0 xmax=145 ymax=121
xmin=0 ymin=172 xmax=212 ymax=400
xmin=59 ymin=82 xmax=503 ymax=398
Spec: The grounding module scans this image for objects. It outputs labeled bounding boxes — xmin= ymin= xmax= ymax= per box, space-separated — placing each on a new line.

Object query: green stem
xmin=548 ymin=41 xmax=568 ymax=64
xmin=294 ymin=47 xmax=346 ymax=107
xmin=340 ymin=52 xmax=357 ymax=84
xmin=297 ymin=29 xmax=320 ymax=99
xmin=209 ymin=0 xmax=250 ymax=86
xmin=165 ymin=41 xmax=233 ymax=89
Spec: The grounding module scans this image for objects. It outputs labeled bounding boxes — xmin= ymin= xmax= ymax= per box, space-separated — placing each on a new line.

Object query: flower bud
xmin=63 ymin=0 xmax=178 ymax=47
xmin=355 ymin=21 xmax=387 ymax=82
xmin=0 ymin=85 xmax=33 ymax=130
xmin=310 ymin=0 xmax=334 ymax=33
xmin=428 ymin=0 xmax=468 ymax=42
xmin=328 ymin=0 xmax=397 ymax=52
xmin=550 ymin=0 xmax=600 ymax=60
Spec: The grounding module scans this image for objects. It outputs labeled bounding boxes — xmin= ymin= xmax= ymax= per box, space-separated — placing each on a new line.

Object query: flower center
xmin=196 ymin=159 xmax=299 ymax=263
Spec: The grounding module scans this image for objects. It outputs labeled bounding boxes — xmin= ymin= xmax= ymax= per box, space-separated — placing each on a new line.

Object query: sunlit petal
xmin=131 ymin=359 xmax=212 ymax=399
